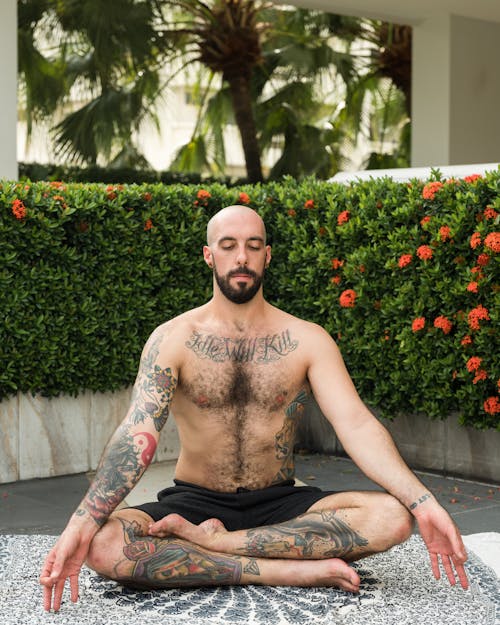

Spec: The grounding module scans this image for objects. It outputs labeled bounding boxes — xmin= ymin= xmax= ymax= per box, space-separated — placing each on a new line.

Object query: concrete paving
xmin=0 ymin=453 xmax=498 ymax=536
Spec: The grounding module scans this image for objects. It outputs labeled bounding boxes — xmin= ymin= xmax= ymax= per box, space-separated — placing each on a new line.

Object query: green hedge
xmin=1 ymin=174 xmax=498 ymax=429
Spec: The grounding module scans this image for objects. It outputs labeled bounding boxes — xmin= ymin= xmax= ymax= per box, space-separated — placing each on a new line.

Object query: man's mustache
xmin=227 ymin=268 xmax=258 ymax=279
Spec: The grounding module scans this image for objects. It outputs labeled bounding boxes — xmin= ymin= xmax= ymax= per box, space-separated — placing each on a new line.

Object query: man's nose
xmin=236 ymin=246 xmax=248 ymax=265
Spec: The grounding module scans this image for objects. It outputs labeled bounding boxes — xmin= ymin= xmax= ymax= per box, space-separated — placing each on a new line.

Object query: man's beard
xmin=213 ymin=264 xmax=264 ymax=304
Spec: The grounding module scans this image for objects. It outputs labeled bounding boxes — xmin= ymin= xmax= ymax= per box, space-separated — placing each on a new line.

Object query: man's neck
xmin=208 ymin=291 xmax=269 ymax=333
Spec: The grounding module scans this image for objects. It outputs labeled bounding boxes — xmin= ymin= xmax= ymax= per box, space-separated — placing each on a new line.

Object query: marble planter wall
xmin=0 ymin=389 xmax=180 ymax=484
xmin=296 ymin=398 xmax=500 ymax=483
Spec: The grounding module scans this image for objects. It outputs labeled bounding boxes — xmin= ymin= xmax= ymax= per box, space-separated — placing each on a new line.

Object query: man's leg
xmin=85 ymin=509 xmax=361 ymax=592
xmin=149 ymin=491 xmax=414 ymax=562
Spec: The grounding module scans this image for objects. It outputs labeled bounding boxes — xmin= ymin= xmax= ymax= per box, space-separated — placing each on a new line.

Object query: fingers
xmin=429 ymin=552 xmax=441 ymax=580
xmin=453 ymin=557 xmax=469 ymax=590
xmin=70 ymin=574 xmax=80 ymax=603
xmin=441 ymin=554 xmax=456 ymax=587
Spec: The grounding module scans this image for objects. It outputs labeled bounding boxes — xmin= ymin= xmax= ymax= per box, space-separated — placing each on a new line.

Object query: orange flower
xmin=463 ymin=174 xmax=482 ymax=183
xmin=398 ymin=254 xmax=413 ymax=268
xmin=420 ymin=215 xmax=431 ymax=227
xmin=339 ymin=289 xmax=357 ymax=308
xmin=470 ymin=232 xmax=482 ymax=249
xmin=461 ymin=335 xmax=473 ymax=346
xmin=412 ymin=317 xmax=426 ymax=332
xmin=331 ymin=258 xmax=344 ymax=270
xmin=238 ymin=192 xmax=250 ymax=204
xmin=466 ymin=282 xmax=479 ymax=293
xmin=483 ymin=206 xmax=499 ymax=220
xmin=197 ymin=189 xmax=211 ymax=200
xmin=467 ymin=304 xmax=490 ymax=330
xmin=473 ymin=369 xmax=487 ymax=384
xmin=422 ymin=181 xmax=443 ymax=200
xmin=11 ymin=199 xmax=26 ymax=220
xmin=417 ymin=245 xmax=433 ymax=261
xmin=144 ymin=219 xmax=153 ymax=231
xmin=466 ymin=356 xmax=482 ymax=372
xmin=304 ymin=199 xmax=315 ymax=209
xmin=433 ymin=315 xmax=453 ymax=334
xmin=484 ymin=396 xmax=500 ymax=414
xmin=337 ymin=210 xmax=350 ymax=226
xmin=107 ymin=191 xmax=117 ymax=200
xmin=318 ymin=226 xmax=327 ymax=237
xmin=477 ymin=253 xmax=490 ymax=267
xmin=331 ymin=275 xmax=341 ymax=285
xmin=439 ymin=225 xmax=451 ymax=241
xmin=484 ymin=232 xmax=500 ymax=253
xmin=287 ymin=209 xmax=296 ymax=217
xmin=143 ymin=192 xmax=152 ymax=202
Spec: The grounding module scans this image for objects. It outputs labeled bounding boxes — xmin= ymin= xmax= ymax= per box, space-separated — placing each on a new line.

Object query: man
xmin=40 ymin=205 xmax=469 ymax=612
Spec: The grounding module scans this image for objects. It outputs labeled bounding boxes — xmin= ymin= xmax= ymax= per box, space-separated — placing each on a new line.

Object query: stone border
xmin=0 ymin=389 xmax=180 ymax=484
xmin=296 ymin=399 xmax=500 ymax=484
xmin=1 ymin=390 xmax=498 ymax=484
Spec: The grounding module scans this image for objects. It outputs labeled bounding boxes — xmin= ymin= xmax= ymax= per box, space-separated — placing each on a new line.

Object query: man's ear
xmin=265 ymin=245 xmax=272 ymax=267
xmin=203 ymin=245 xmax=213 ymax=268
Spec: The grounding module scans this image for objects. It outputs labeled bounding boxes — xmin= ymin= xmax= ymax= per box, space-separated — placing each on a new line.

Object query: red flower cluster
xmin=304 ymin=199 xmax=315 ymax=209
xmin=420 ymin=215 xmax=431 ymax=227
xmin=484 ymin=232 xmax=500 ymax=253
xmin=470 ymin=232 xmax=482 ymax=249
xmin=331 ymin=275 xmax=341 ymax=285
xmin=412 ymin=317 xmax=426 ymax=332
xmin=398 ymin=254 xmax=412 ymax=268
xmin=466 ymin=356 xmax=482 ymax=372
xmin=337 ymin=210 xmax=350 ymax=226
xmin=468 ymin=305 xmax=490 ymax=330
xmin=483 ymin=206 xmax=498 ymax=220
xmin=238 ymin=192 xmax=250 ymax=204
xmin=422 ymin=181 xmax=443 ymax=200
xmin=417 ymin=245 xmax=433 ymax=261
xmin=288 ymin=208 xmax=296 ymax=217
xmin=461 ymin=335 xmax=473 ymax=346
xmin=466 ymin=281 xmax=479 ymax=293
xmin=484 ymin=397 xmax=500 ymax=414
xmin=144 ymin=219 xmax=153 ymax=231
xmin=197 ymin=189 xmax=211 ymax=200
xmin=439 ymin=225 xmax=451 ymax=241
xmin=339 ymin=289 xmax=357 ymax=308
xmin=331 ymin=258 xmax=344 ymax=270
xmin=433 ymin=315 xmax=453 ymax=334
xmin=463 ymin=174 xmax=482 ymax=183
xmin=473 ymin=370 xmax=488 ymax=384
xmin=11 ymin=199 xmax=26 ymax=220
xmin=143 ymin=192 xmax=152 ymax=202
xmin=477 ymin=253 xmax=490 ymax=267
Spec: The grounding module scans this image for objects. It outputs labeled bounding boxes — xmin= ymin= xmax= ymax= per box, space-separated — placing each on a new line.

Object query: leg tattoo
xmin=240 ymin=511 xmax=369 ymax=559
xmin=117 ymin=518 xmax=243 ymax=588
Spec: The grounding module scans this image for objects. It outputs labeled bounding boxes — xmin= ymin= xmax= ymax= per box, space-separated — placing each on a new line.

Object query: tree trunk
xmin=227 ymin=74 xmax=263 ymax=183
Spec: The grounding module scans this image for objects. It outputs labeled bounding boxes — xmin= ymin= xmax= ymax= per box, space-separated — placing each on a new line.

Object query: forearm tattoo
xmin=409 ymin=493 xmax=432 ymax=510
xmin=239 ymin=511 xmax=369 ymax=559
xmin=130 ymin=332 xmax=177 ymax=431
xmin=117 ymin=519 xmax=246 ymax=587
xmin=271 ymin=390 xmax=309 ymax=483
xmin=81 ymin=430 xmax=156 ymax=526
xmin=185 ymin=329 xmax=298 ymax=363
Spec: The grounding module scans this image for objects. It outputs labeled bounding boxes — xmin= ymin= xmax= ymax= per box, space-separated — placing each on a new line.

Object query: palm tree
xmin=18 ymin=1 xmax=412 ymax=179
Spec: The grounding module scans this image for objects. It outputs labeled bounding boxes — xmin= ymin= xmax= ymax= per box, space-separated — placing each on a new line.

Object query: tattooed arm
xmin=40 ymin=325 xmax=179 ymax=610
xmin=306 ymin=324 xmax=468 ymax=589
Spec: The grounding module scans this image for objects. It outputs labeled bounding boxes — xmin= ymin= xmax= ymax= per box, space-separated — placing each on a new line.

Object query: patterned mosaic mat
xmin=0 ymin=534 xmax=498 ymax=625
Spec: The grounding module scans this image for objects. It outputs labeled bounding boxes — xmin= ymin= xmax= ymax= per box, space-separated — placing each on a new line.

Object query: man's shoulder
xmin=145 ymin=307 xmax=208 ymax=351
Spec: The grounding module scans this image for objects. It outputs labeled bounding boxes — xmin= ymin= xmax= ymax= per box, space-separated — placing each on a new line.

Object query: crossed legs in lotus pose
xmin=86 ymin=491 xmax=413 ymax=593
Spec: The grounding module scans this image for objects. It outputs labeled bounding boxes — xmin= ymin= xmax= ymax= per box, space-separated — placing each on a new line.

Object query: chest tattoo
xmin=185 ymin=329 xmax=298 ymax=363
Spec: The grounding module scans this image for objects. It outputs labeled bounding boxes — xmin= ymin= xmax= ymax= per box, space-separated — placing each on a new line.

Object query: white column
xmin=0 ymin=0 xmax=18 ymax=180
xmin=449 ymin=15 xmax=500 ymax=165
xmin=412 ymin=13 xmax=500 ymax=167
xmin=411 ymin=14 xmax=452 ymax=166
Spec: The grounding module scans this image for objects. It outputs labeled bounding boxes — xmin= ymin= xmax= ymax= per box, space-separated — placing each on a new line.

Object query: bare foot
xmin=258 ymin=556 xmax=360 ymax=592
xmin=148 ymin=514 xmax=227 ymax=551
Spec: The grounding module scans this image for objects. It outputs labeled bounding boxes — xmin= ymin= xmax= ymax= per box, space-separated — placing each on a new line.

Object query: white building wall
xmin=0 ymin=0 xmax=18 ymax=180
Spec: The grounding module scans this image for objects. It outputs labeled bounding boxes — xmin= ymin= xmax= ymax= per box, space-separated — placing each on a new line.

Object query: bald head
xmin=206 ymin=205 xmax=267 ymax=246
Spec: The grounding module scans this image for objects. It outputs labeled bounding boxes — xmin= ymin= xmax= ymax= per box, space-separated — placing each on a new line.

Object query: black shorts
xmin=131 ymin=479 xmax=336 ymax=531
